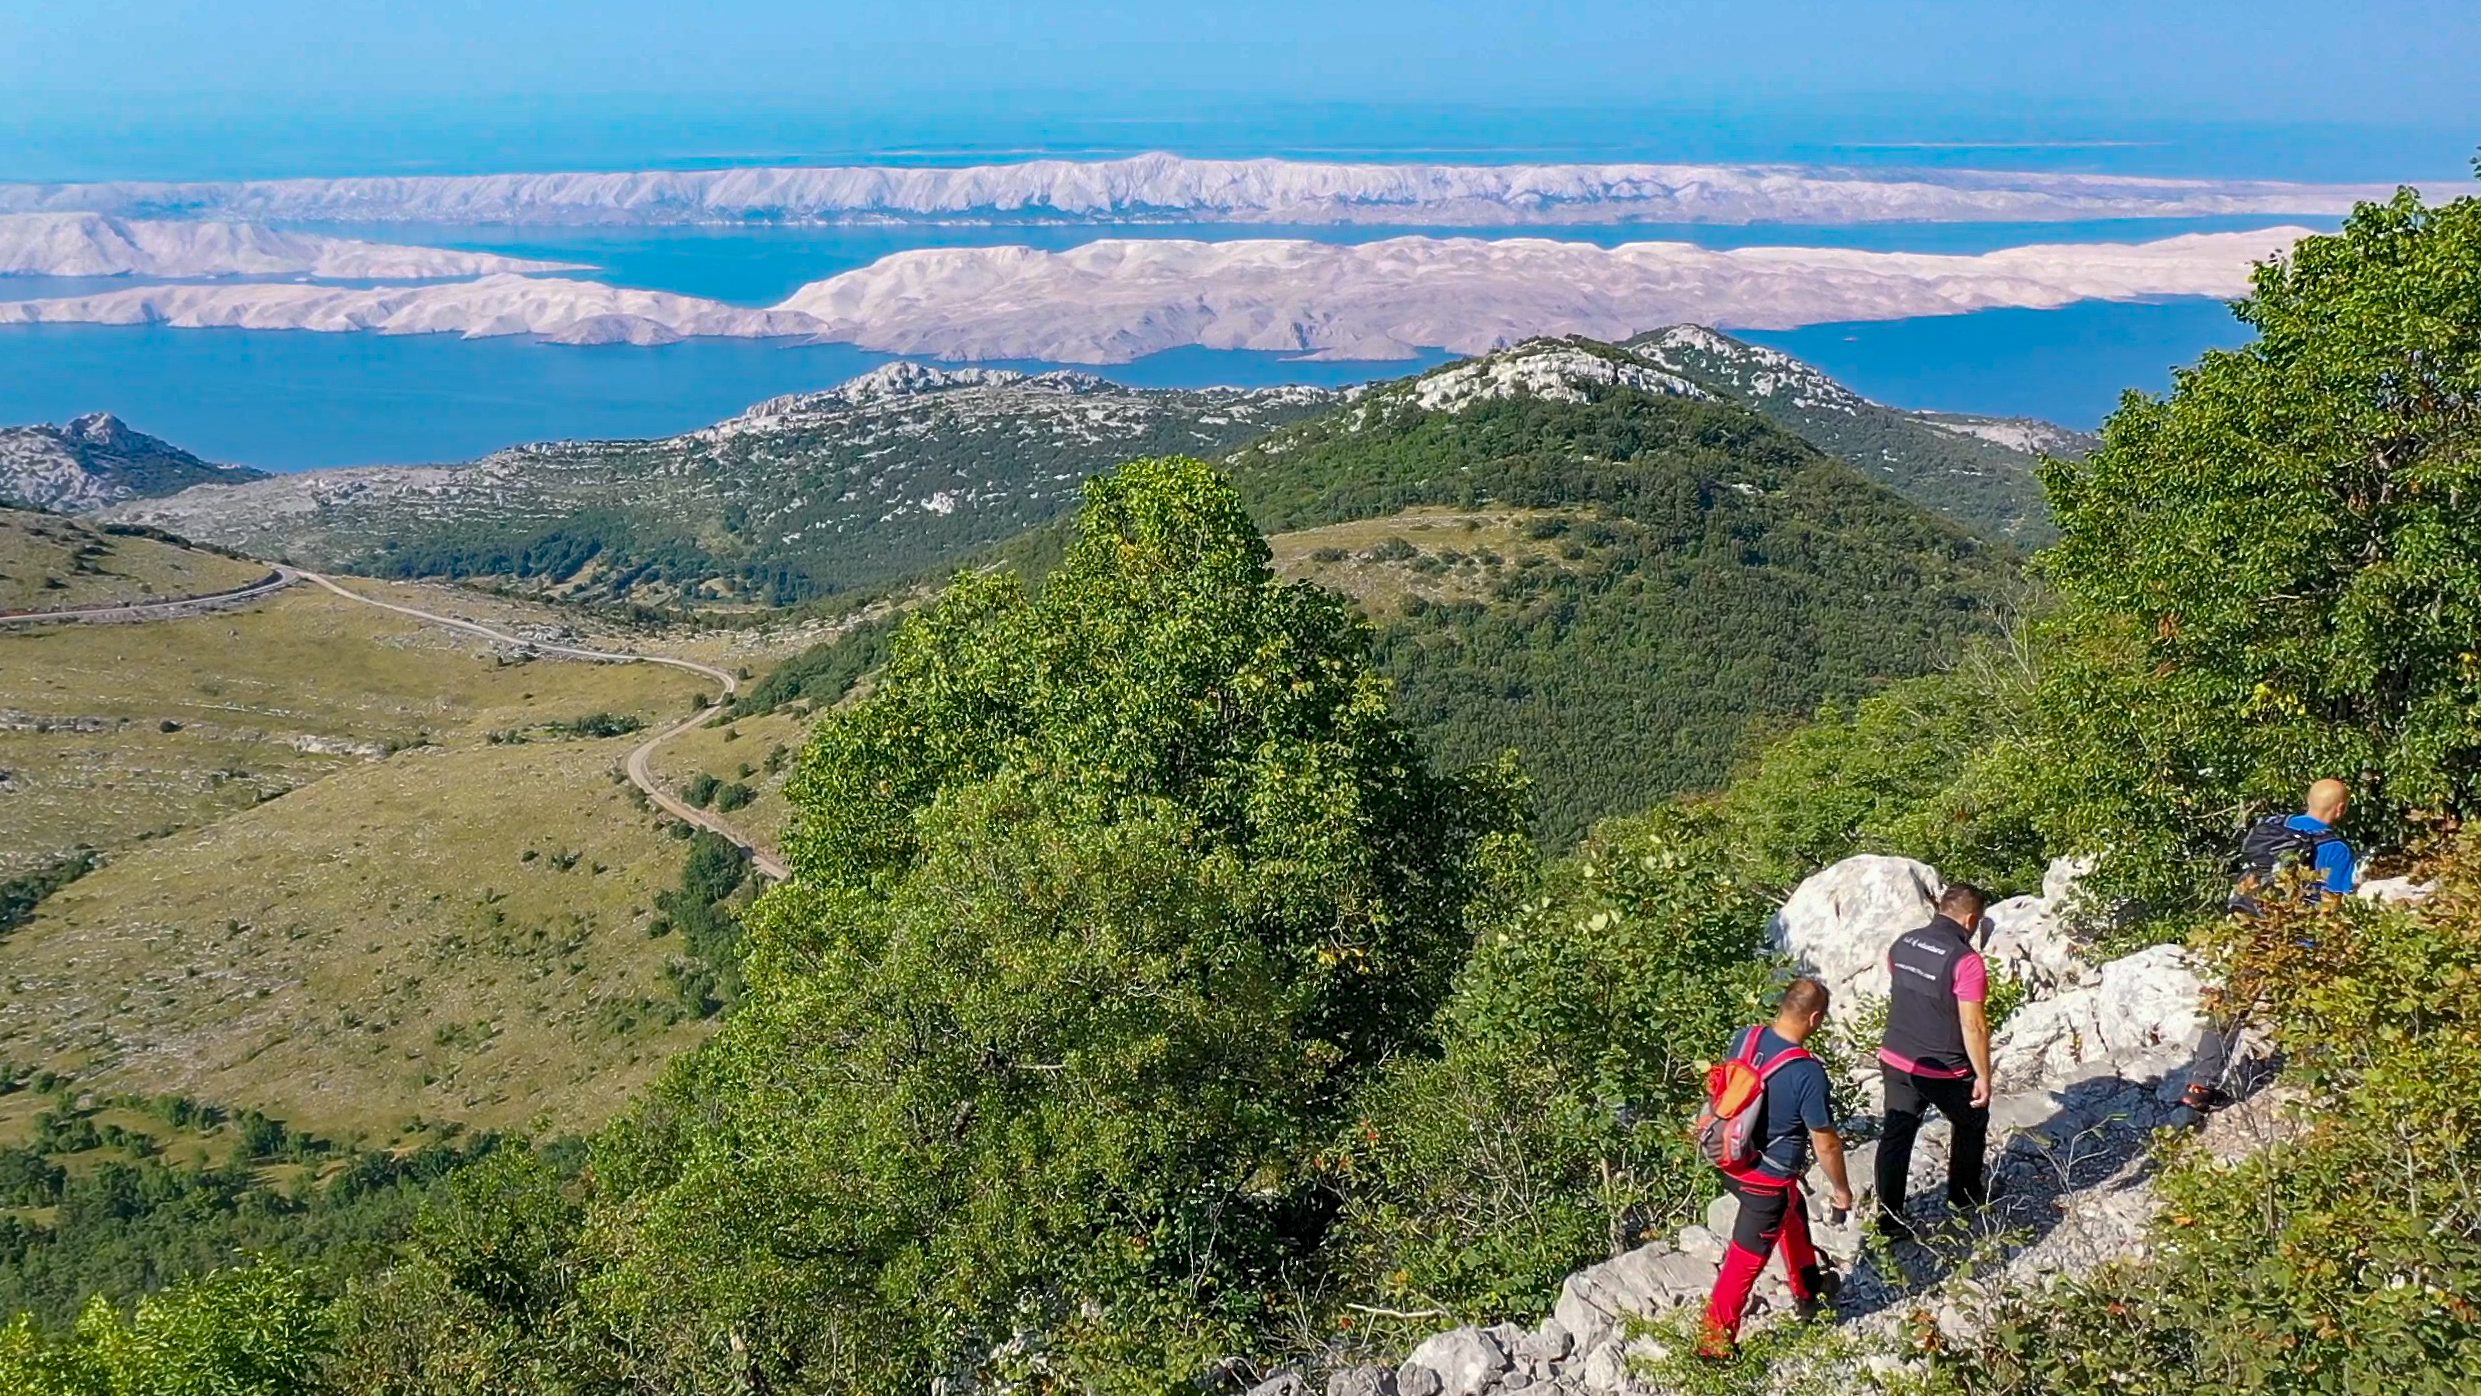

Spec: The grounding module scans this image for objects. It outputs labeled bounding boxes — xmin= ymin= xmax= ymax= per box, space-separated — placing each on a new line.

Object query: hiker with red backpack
xmin=1695 ymin=977 xmax=1853 ymax=1356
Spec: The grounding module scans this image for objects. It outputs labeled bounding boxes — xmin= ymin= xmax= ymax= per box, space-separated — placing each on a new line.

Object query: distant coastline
xmin=0 ymin=153 xmax=2400 ymax=228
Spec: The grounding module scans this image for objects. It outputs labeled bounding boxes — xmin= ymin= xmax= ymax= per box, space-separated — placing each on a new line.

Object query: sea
xmin=1 ymin=103 xmax=2460 ymax=470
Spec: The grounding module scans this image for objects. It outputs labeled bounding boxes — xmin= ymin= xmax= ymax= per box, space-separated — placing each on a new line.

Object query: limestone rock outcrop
xmin=1367 ymin=852 xmax=2239 ymax=1396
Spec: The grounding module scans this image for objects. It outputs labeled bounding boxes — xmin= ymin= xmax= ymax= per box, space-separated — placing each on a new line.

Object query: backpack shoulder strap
xmin=1754 ymin=1044 xmax=1813 ymax=1079
xmin=1728 ymin=1025 xmax=1764 ymax=1066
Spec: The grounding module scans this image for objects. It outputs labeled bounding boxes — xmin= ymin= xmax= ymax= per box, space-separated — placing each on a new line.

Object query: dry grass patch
xmin=0 ymin=729 xmax=713 ymax=1145
xmin=0 ymin=509 xmax=264 ymax=611
xmin=1268 ymin=507 xmax=1575 ymax=616
xmin=0 ymin=583 xmax=694 ymax=877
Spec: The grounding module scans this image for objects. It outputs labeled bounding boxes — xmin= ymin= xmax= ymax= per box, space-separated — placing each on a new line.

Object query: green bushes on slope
xmin=1929 ymin=843 xmax=2481 ymax=1394
xmin=1335 ymin=805 xmax=1777 ymax=1327
xmin=1234 ymin=387 xmax=2014 ymax=845
xmin=1 ymin=1263 xmax=330 ymax=1396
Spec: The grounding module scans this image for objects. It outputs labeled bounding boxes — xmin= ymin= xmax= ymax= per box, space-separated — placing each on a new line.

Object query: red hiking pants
xmin=1700 ymin=1171 xmax=1818 ymax=1348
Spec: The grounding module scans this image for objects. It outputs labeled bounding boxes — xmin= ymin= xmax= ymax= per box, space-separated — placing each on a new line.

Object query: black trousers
xmin=1876 ymin=1064 xmax=1989 ymax=1222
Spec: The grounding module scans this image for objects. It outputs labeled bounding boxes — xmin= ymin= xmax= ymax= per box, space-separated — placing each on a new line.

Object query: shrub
xmin=2030 ymin=186 xmax=2481 ymax=910
xmin=1335 ymin=806 xmax=1777 ymax=1325
xmin=0 ymin=1264 xmax=331 ymax=1396
xmin=1927 ymin=838 xmax=2481 ymax=1393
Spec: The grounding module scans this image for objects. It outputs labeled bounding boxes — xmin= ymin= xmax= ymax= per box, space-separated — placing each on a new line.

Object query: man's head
xmin=2307 ymin=778 xmax=2350 ymax=824
xmin=1773 ymin=976 xmax=1831 ymax=1041
xmin=1937 ymin=881 xmax=1988 ymax=929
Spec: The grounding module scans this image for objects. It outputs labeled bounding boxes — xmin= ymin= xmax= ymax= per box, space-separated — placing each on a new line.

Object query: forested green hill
xmin=1232 ymin=345 xmax=2014 ymax=840
xmin=1625 ymin=324 xmax=2083 ymax=542
xmin=736 ymin=341 xmax=2018 ymax=843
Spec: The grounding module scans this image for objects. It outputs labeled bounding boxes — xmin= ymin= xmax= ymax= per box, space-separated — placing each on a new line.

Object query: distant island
xmin=0 ymin=226 xmax=2311 ymax=361
xmin=0 ymin=152 xmax=2394 ymax=226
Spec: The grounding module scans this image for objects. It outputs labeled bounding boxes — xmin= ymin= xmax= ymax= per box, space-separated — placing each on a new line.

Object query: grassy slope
xmin=0 ymin=579 xmax=775 ymax=1142
xmin=644 ymin=707 xmax=811 ymax=869
xmin=0 ymin=584 xmax=674 ymax=876
xmin=0 ymin=734 xmax=710 ymax=1143
xmin=0 ymin=508 xmax=264 ymax=611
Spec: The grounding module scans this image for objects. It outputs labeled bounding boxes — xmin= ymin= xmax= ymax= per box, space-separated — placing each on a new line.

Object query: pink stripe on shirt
xmin=1878 ymin=1046 xmax=1971 ymax=1079
xmin=1952 ymin=949 xmax=1988 ymax=1004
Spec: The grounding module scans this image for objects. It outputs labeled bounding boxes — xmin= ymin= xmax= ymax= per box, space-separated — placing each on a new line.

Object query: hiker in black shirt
xmin=1873 ymin=882 xmax=1994 ymax=1242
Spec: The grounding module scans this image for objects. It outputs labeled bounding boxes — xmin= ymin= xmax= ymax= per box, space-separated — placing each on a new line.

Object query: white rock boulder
xmin=2093 ymin=944 xmax=2208 ymax=1062
xmin=1767 ymin=854 xmax=1942 ymax=1006
xmin=1399 ymin=1328 xmax=1507 ymax=1396
xmin=1981 ymin=894 xmax=2093 ymax=993
xmin=2042 ymin=854 xmax=2095 ymax=908
xmin=2356 ymin=876 xmax=2435 ymax=904
xmin=1988 ymin=942 xmax=2211 ymax=1091
xmin=1989 ymin=991 xmax=2105 ymax=1085
xmin=1551 ymin=1244 xmax=1716 ymax=1355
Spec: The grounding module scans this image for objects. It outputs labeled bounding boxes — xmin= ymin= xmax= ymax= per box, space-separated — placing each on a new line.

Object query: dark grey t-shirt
xmin=1730 ymin=1024 xmax=1833 ymax=1181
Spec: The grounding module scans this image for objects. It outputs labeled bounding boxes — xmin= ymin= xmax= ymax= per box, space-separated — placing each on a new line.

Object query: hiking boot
xmin=1873 ymin=1208 xmax=1918 ymax=1245
xmin=1794 ymin=1264 xmax=1842 ymax=1320
xmin=2180 ymin=1080 xmax=2231 ymax=1114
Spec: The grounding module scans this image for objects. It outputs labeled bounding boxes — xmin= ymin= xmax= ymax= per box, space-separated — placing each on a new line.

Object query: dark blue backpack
xmin=2229 ymin=815 xmax=2342 ymax=913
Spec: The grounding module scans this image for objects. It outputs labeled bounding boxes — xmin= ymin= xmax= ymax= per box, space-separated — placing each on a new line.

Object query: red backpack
xmin=1692 ymin=1027 xmax=1813 ymax=1171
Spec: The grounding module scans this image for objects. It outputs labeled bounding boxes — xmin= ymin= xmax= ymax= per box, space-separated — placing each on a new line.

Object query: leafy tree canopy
xmin=2034 ymin=186 xmax=2481 ymax=905
xmin=583 ymin=457 xmax=1532 ymax=1393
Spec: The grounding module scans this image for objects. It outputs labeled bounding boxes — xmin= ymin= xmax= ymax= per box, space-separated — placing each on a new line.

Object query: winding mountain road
xmin=0 ymin=567 xmax=295 ymax=626
xmin=6 ymin=561 xmax=789 ymax=880
xmin=288 ymin=569 xmax=790 ymax=881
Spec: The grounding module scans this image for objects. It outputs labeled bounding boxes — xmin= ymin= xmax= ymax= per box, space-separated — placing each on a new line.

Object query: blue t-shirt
xmin=2286 ymin=814 xmax=2357 ymax=895
xmin=1729 ymin=1024 xmax=1833 ymax=1181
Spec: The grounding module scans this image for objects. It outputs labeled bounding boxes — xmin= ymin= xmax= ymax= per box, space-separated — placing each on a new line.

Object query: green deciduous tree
xmin=2033 ymin=185 xmax=2481 ymax=907
xmin=1334 ymin=807 xmax=1778 ymax=1327
xmin=582 ymin=457 xmax=1531 ymax=1393
xmin=0 ymin=1264 xmax=329 ymax=1396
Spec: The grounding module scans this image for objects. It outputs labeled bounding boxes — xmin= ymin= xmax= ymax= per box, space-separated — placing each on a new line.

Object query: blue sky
xmin=7 ymin=0 xmax=2478 ymax=119
xmin=2 ymin=1 xmax=2476 ymax=183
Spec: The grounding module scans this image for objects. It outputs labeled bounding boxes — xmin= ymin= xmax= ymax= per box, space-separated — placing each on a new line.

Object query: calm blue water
xmin=0 ymin=295 xmax=2242 ymax=470
xmin=311 ymin=216 xmax=2332 ymax=307
xmin=1742 ymin=298 xmax=2253 ymax=425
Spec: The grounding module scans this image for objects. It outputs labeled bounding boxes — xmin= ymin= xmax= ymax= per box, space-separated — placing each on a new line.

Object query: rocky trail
xmin=1309 ymin=854 xmax=2416 ymax=1396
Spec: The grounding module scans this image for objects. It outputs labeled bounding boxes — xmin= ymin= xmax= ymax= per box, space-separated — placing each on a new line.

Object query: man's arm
xmin=1810 ymin=1128 xmax=1854 ymax=1214
xmin=1960 ymin=999 xmax=1994 ymax=1107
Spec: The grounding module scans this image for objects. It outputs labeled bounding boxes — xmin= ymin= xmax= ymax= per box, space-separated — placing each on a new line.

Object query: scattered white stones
xmin=1410 ymin=343 xmax=1711 ymax=413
